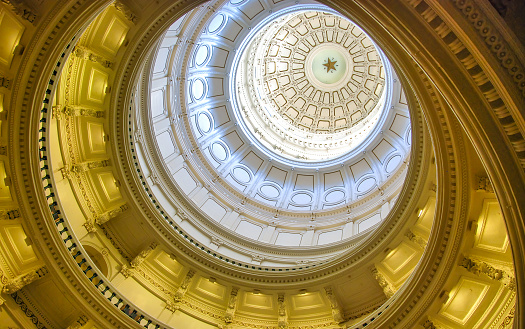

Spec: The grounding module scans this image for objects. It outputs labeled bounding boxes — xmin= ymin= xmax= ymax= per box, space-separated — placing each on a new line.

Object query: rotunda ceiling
xmin=10 ymin=0 xmax=519 ymax=328
xmin=133 ymin=0 xmax=412 ymax=258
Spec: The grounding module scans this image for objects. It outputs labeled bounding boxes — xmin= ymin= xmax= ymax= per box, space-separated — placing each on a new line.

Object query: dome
xmin=231 ymin=9 xmax=389 ymax=163
xmin=135 ymin=1 xmax=411 ymax=263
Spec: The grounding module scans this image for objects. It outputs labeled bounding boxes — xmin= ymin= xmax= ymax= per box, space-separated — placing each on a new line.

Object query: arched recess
xmin=83 ymin=244 xmax=109 ymax=278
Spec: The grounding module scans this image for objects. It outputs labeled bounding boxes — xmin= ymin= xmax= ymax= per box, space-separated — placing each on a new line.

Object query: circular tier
xmin=135 ymin=0 xmax=411 ymax=259
xmin=232 ymin=10 xmax=388 ymax=163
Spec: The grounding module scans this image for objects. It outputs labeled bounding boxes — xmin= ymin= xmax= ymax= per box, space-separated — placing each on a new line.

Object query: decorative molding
xmin=114 ymin=1 xmax=138 ymax=24
xmin=120 ymin=242 xmax=157 ymax=278
xmin=82 ymin=220 xmax=97 ymax=233
xmin=72 ymin=46 xmax=114 ymax=69
xmin=405 ymin=229 xmax=427 ymax=249
xmin=0 ymin=75 xmax=12 ymax=89
xmin=0 ymin=0 xmax=37 ymax=24
xmin=177 ymin=295 xmax=224 ymax=321
xmin=134 ymin=267 xmax=173 ymax=297
xmin=460 ymin=256 xmax=515 ymax=290
xmin=422 ymin=318 xmax=437 ymax=329
xmin=71 ymin=160 xmax=110 ymax=173
xmin=166 ymin=269 xmax=195 ymax=311
xmin=324 ymin=287 xmax=344 ymax=323
xmin=0 ymin=268 xmax=9 ymax=285
xmin=66 ymin=314 xmax=88 ymax=329
xmin=406 ymin=0 xmax=525 ymax=171
xmin=2 ymin=267 xmax=47 ymax=294
xmin=10 ymin=292 xmax=47 ymax=329
xmin=451 ymin=0 xmax=525 ymax=95
xmin=277 ymin=293 xmax=287 ymax=328
xmin=224 ymin=287 xmax=238 ymax=323
xmin=95 ymin=203 xmax=128 ymax=225
xmin=489 ymin=291 xmax=515 ymax=329
xmin=476 ymin=175 xmax=494 ymax=193
xmin=8 ymin=0 xmax=516 ymax=328
xmin=250 ymin=254 xmax=264 ymax=263
xmin=370 ymin=266 xmax=395 ymax=298
xmin=210 ymin=236 xmax=224 ymax=248
xmin=0 ymin=208 xmax=21 ymax=220
xmin=498 ymin=306 xmax=515 ymax=329
xmin=64 ymin=105 xmax=105 ymax=119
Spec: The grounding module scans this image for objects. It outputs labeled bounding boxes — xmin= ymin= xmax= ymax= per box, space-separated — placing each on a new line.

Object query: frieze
xmin=0 ymin=0 xmax=37 ymax=24
xmin=10 ymin=292 xmax=47 ymax=329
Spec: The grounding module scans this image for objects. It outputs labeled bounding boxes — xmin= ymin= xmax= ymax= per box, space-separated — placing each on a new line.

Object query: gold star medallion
xmin=323 ymin=58 xmax=337 ymax=73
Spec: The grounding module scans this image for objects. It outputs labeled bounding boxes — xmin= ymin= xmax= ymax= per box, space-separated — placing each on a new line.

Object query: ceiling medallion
xmin=308 ymin=46 xmax=349 ymax=88
xmin=323 ymin=57 xmax=338 ymax=72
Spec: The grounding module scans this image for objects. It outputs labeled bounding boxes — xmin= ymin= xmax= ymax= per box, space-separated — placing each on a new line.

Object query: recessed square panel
xmin=275 ymin=232 xmax=302 ymax=246
xmin=236 ymin=221 xmax=262 ymax=240
xmin=4 ymin=225 xmax=37 ymax=266
xmin=372 ymin=139 xmax=396 ymax=164
xmin=195 ymin=277 xmax=227 ymax=301
xmin=294 ymin=174 xmax=314 ymax=191
xmin=201 ymin=198 xmax=227 ymax=222
xmin=475 ymin=200 xmax=509 ymax=253
xmin=350 ymin=159 xmax=373 ymax=181
xmin=87 ymin=68 xmax=109 ymax=104
xmin=100 ymin=16 xmax=129 ymax=55
xmin=243 ymin=292 xmax=274 ymax=310
xmin=96 ymin=172 xmax=121 ymax=202
xmin=324 ymin=171 xmax=344 ymax=190
xmin=173 ymin=167 xmax=198 ymax=195
xmin=86 ymin=122 xmax=106 ymax=154
xmin=291 ymin=292 xmax=325 ymax=311
xmin=153 ymin=251 xmax=184 ymax=278
xmin=389 ymin=114 xmax=410 ymax=138
xmin=0 ymin=9 xmax=24 ymax=67
xmin=381 ymin=241 xmax=418 ymax=275
xmin=440 ymin=277 xmax=490 ymax=325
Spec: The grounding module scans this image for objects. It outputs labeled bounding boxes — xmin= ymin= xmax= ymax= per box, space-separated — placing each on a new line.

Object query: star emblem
xmin=323 ymin=58 xmax=338 ymax=73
